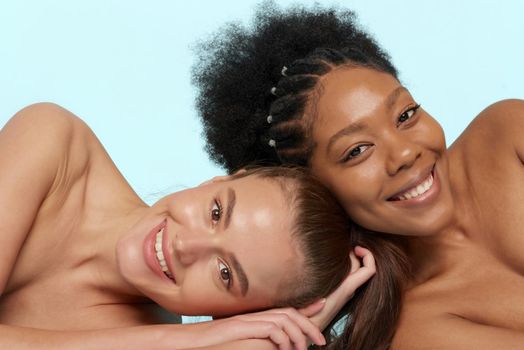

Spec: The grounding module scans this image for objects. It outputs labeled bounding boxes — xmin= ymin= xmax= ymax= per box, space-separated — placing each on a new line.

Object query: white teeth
xmin=154 ymin=228 xmax=174 ymax=281
xmin=395 ymin=173 xmax=434 ymax=201
xmin=156 ymin=250 xmax=165 ymax=261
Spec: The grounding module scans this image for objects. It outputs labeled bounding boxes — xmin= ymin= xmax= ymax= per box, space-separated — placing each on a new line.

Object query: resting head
xmin=193 ymin=1 xmax=453 ymax=237
xmin=117 ymin=166 xmax=353 ymax=317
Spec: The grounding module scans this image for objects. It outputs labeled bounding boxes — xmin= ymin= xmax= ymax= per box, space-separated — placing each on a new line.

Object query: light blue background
xmin=0 ymin=0 xmax=522 ymax=324
xmin=1 ymin=0 xmax=522 ymax=201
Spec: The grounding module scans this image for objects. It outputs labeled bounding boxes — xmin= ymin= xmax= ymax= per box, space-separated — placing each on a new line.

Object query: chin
xmin=411 ymin=209 xmax=453 ymax=237
xmin=116 ymin=234 xmax=148 ymax=284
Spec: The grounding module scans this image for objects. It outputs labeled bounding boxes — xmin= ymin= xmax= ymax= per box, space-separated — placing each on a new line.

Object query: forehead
xmin=226 ymin=176 xmax=301 ymax=299
xmin=314 ymin=66 xmax=401 ymax=128
xmin=228 ymin=175 xmax=292 ymax=218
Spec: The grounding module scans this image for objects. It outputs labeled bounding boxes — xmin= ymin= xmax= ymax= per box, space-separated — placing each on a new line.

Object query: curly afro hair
xmin=192 ymin=4 xmax=408 ymax=350
xmin=192 ymin=0 xmax=398 ymax=173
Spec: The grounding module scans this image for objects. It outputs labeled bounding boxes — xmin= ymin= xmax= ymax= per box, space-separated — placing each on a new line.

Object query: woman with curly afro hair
xmin=193 ymin=1 xmax=524 ymax=349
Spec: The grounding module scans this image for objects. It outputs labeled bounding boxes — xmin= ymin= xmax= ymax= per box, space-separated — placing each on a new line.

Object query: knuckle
xmin=276 ymin=314 xmax=291 ymax=323
xmin=268 ymin=322 xmax=280 ymax=333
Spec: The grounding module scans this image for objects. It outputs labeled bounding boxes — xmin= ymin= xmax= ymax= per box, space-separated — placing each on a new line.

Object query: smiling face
xmin=116 ymin=175 xmax=301 ymax=317
xmin=309 ymin=67 xmax=454 ymax=236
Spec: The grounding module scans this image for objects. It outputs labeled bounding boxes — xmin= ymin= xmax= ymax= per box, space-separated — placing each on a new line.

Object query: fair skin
xmin=0 ymin=103 xmax=375 ymax=350
xmin=117 ymin=172 xmax=300 ymax=317
xmin=305 ymin=66 xmax=524 ymax=348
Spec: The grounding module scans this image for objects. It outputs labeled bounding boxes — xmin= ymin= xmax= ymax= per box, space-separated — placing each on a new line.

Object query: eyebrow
xmin=385 ymin=86 xmax=408 ymax=112
xmin=222 ymin=188 xmax=248 ymax=295
xmin=325 ymin=86 xmax=409 ymax=155
xmin=223 ymin=187 xmax=236 ymax=230
xmin=228 ymin=253 xmax=249 ymax=296
xmin=326 ymin=121 xmax=367 ymax=155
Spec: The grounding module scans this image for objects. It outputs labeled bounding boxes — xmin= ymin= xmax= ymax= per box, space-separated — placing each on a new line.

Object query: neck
xmin=404 ymin=226 xmax=467 ymax=286
xmin=405 ymin=155 xmax=481 ymax=285
xmin=73 ymin=199 xmax=152 ymax=304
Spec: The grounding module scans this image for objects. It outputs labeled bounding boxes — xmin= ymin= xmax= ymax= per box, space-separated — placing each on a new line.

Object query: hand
xmin=194 ymin=305 xmax=326 ymax=350
xmin=300 ymin=246 xmax=376 ymax=330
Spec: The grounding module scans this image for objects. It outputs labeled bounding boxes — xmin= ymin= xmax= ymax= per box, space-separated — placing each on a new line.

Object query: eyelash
xmin=211 ymin=199 xmax=222 ymax=226
xmin=218 ymin=259 xmax=233 ymax=289
xmin=341 ymin=144 xmax=372 ymax=163
xmin=340 ymin=104 xmax=421 ymax=163
xmin=397 ymin=104 xmax=421 ymax=126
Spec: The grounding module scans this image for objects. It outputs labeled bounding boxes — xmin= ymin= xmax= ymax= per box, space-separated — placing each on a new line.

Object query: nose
xmin=385 ymin=136 xmax=421 ymax=176
xmin=174 ymin=232 xmax=217 ymax=266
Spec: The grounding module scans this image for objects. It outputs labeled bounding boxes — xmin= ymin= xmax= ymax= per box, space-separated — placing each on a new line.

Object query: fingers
xmin=235 ymin=308 xmax=325 ymax=349
xmin=232 ymin=320 xmax=292 ymax=350
xmin=266 ymin=309 xmax=325 ymax=348
xmin=276 ymin=308 xmax=325 ymax=347
xmin=349 ymin=250 xmax=360 ymax=274
xmin=354 ymin=246 xmax=376 ymax=277
xmin=299 ymin=247 xmax=377 ymax=331
xmin=340 ymin=246 xmax=376 ymax=292
xmin=359 ymin=247 xmax=376 ymax=270
xmin=298 ymin=298 xmax=326 ymax=317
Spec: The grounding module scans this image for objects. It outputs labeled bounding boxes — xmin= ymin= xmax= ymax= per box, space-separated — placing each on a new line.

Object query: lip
xmin=143 ymin=220 xmax=176 ymax=284
xmin=387 ymin=164 xmax=440 ymax=207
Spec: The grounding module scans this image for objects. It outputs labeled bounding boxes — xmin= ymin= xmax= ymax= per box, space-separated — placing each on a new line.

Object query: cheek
xmin=176 ymin=274 xmax=222 ymax=314
xmin=327 ymin=170 xmax=379 ymax=211
xmin=422 ymin=114 xmax=446 ymax=151
xmin=177 ymin=282 xmax=252 ymax=317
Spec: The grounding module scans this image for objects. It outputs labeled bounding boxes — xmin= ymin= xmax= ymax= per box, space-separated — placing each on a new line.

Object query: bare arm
xmin=0 ymin=102 xmax=84 ymax=294
xmin=185 ymin=247 xmax=376 ymax=350
xmin=0 ymin=311 xmax=322 ymax=350
xmin=0 ymin=104 xmax=321 ymax=350
xmin=181 ymin=339 xmax=277 ymax=350
xmin=0 ymin=324 xmax=170 ymax=350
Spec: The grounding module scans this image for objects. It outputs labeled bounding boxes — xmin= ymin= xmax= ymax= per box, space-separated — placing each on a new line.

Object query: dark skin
xmin=307 ymin=66 xmax=524 ymax=348
xmin=191 ymin=67 xmax=524 ymax=350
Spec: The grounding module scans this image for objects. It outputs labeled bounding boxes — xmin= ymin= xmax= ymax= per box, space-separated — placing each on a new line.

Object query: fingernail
xmin=320 ymin=335 xmax=326 ymax=345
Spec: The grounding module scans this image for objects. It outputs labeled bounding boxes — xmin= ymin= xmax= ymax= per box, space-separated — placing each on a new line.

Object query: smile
xmin=390 ymin=172 xmax=434 ymax=201
xmin=155 ymin=227 xmax=176 ymax=282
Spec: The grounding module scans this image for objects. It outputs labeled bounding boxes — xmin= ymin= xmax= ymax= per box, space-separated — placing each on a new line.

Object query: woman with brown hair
xmin=194 ymin=1 xmax=524 ymax=349
xmin=0 ymin=102 xmax=376 ymax=349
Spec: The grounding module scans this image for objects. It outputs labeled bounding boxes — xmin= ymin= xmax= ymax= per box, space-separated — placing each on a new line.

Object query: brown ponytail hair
xmin=234 ymin=166 xmax=410 ymax=349
xmin=321 ymin=233 xmax=410 ymax=350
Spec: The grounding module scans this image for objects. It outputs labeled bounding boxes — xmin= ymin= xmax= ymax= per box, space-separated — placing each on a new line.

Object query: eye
xmin=211 ymin=199 xmax=222 ymax=225
xmin=218 ymin=259 xmax=232 ymax=289
xmin=397 ymin=104 xmax=421 ymax=126
xmin=341 ymin=144 xmax=372 ymax=163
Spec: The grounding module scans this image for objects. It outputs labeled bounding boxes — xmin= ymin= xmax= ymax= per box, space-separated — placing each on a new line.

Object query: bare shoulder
xmin=452 ymin=99 xmax=524 ymax=163
xmin=470 ymin=99 xmax=524 ymax=132
xmin=0 ymin=103 xmax=98 ymax=293
xmin=5 ymin=102 xmax=92 ymax=142
xmin=3 ymin=102 xmax=97 ymax=173
xmin=392 ymin=291 xmax=524 ymax=350
xmin=465 ymin=99 xmax=524 ymax=139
